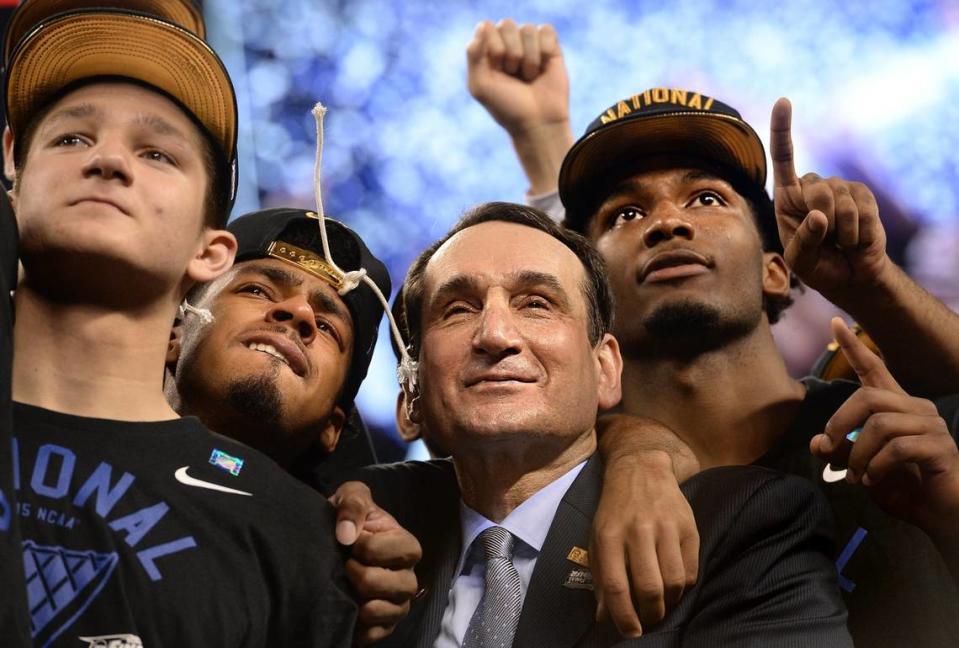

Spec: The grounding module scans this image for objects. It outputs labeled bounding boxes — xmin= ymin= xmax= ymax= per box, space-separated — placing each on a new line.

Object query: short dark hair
xmin=565 ymin=164 xmax=796 ymax=324
xmin=12 ymin=78 xmax=231 ymax=228
xmin=403 ymin=202 xmax=614 ymax=357
xmin=738 ymin=185 xmax=797 ymax=324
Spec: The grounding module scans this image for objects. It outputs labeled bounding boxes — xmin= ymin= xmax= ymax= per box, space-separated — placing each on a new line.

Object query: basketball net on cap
xmin=311 ymin=103 xmax=419 ymax=391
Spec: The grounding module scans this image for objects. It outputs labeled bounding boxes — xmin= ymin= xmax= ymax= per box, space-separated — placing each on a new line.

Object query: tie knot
xmin=477 ymin=526 xmax=515 ymax=561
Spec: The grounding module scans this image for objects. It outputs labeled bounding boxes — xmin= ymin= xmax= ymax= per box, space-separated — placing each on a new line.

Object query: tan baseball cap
xmin=3 ymin=0 xmax=206 ymax=65
xmin=5 ymin=9 xmax=236 ymax=165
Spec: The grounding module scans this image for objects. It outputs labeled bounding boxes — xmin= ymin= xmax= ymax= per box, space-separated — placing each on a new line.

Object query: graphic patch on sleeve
xmin=209 ymin=449 xmax=244 ymax=476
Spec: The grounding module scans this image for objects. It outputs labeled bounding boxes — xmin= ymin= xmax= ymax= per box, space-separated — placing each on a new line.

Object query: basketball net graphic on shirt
xmin=23 ymin=540 xmax=119 ymax=647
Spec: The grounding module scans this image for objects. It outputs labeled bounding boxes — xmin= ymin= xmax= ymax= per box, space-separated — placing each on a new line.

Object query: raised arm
xmin=466 ymin=19 xmax=572 ymax=197
xmin=770 ymin=98 xmax=959 ymax=395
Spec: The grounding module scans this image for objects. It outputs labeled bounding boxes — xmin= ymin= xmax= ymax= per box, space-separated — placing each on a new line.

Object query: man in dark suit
xmin=346 ymin=201 xmax=851 ymax=647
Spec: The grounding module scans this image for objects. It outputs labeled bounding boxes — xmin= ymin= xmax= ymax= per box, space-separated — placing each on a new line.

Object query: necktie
xmin=462 ymin=526 xmax=523 ymax=648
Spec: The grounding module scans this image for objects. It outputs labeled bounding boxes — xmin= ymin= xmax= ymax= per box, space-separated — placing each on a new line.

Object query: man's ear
xmin=319 ymin=406 xmax=346 ymax=454
xmin=761 ymin=252 xmax=791 ymax=300
xmin=401 ymin=378 xmax=423 ymax=424
xmin=187 ymin=229 xmax=237 ymax=284
xmin=166 ymin=322 xmax=184 ymax=368
xmin=395 ymin=390 xmax=422 ymax=443
xmin=595 ymin=333 xmax=623 ymax=411
xmin=4 ymin=126 xmax=17 ymax=185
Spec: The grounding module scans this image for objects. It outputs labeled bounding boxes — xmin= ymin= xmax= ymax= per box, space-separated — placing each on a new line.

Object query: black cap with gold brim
xmin=228 ymin=208 xmax=392 ymax=411
xmin=559 ymin=88 xmax=766 ymax=232
xmin=5 ymin=9 xmax=237 ymax=178
xmin=3 ymin=0 xmax=206 ymax=66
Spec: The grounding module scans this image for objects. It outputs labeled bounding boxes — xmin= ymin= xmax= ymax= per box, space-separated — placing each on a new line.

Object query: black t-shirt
xmin=755 ymin=378 xmax=959 ymax=648
xmin=13 ymin=402 xmax=356 ymax=647
xmin=292 ymin=407 xmax=378 ymax=496
xmin=0 ymin=191 xmax=31 ymax=645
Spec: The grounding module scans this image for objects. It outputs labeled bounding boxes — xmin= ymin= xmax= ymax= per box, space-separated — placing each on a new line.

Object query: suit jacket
xmin=358 ymin=455 xmax=852 ymax=648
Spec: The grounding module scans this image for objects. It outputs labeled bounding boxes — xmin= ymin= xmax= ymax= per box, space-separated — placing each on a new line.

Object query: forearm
xmin=597 ymin=413 xmax=701 ymax=482
xmin=509 ymin=120 xmax=573 ymax=196
xmin=832 ymin=261 xmax=959 ymax=395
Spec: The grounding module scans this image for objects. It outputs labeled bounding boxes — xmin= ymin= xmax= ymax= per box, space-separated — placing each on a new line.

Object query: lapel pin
xmin=566 ymin=546 xmax=589 ymax=568
xmin=564 ymin=546 xmax=593 ymax=590
xmin=563 ymin=567 xmax=594 ymax=591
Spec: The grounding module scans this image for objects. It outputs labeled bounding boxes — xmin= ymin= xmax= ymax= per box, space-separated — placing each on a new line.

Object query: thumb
xmin=330 ymin=481 xmax=376 ymax=545
xmin=782 ymin=209 xmax=828 ymax=276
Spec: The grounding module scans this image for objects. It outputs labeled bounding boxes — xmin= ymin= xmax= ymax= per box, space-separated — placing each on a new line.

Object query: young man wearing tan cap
xmin=467 ymin=21 xmax=959 ymax=646
xmin=1 ymin=2 xmax=210 ymax=642
xmin=1 ymin=3 xmax=357 ymax=645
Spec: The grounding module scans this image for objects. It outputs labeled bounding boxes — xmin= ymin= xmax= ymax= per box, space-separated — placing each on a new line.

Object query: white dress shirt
xmin=433 ymin=461 xmax=586 ymax=648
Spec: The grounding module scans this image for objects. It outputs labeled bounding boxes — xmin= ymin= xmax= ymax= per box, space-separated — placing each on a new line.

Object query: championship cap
xmin=4 ymin=7 xmax=237 ymax=208
xmin=227 ymin=208 xmax=392 ymax=409
xmin=3 ymin=0 xmax=206 ymax=65
xmin=559 ymin=88 xmax=768 ymax=234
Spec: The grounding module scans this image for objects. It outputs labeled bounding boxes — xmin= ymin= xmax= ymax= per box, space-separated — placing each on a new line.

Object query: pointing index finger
xmin=770 ymin=97 xmax=799 ymax=189
xmin=830 ymin=317 xmax=903 ymax=394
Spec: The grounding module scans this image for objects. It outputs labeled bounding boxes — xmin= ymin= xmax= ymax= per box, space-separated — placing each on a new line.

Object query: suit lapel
xmin=513 ymin=455 xmax=604 ymax=648
xmin=376 ymin=460 xmax=462 ymax=648
xmin=414 ymin=525 xmax=462 ymax=648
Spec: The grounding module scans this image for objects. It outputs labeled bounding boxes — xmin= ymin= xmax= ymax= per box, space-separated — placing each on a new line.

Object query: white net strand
xmin=310 ymin=102 xmax=418 ymax=390
xmin=177 ymin=300 xmax=214 ymax=324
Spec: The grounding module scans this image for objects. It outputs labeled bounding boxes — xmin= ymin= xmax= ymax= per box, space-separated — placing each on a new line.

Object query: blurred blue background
xmin=204 ymin=0 xmax=959 ymax=460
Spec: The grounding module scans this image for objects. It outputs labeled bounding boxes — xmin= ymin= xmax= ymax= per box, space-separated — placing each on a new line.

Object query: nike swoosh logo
xmin=822 ymin=464 xmax=848 ymax=483
xmin=174 ymin=466 xmax=253 ymax=496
